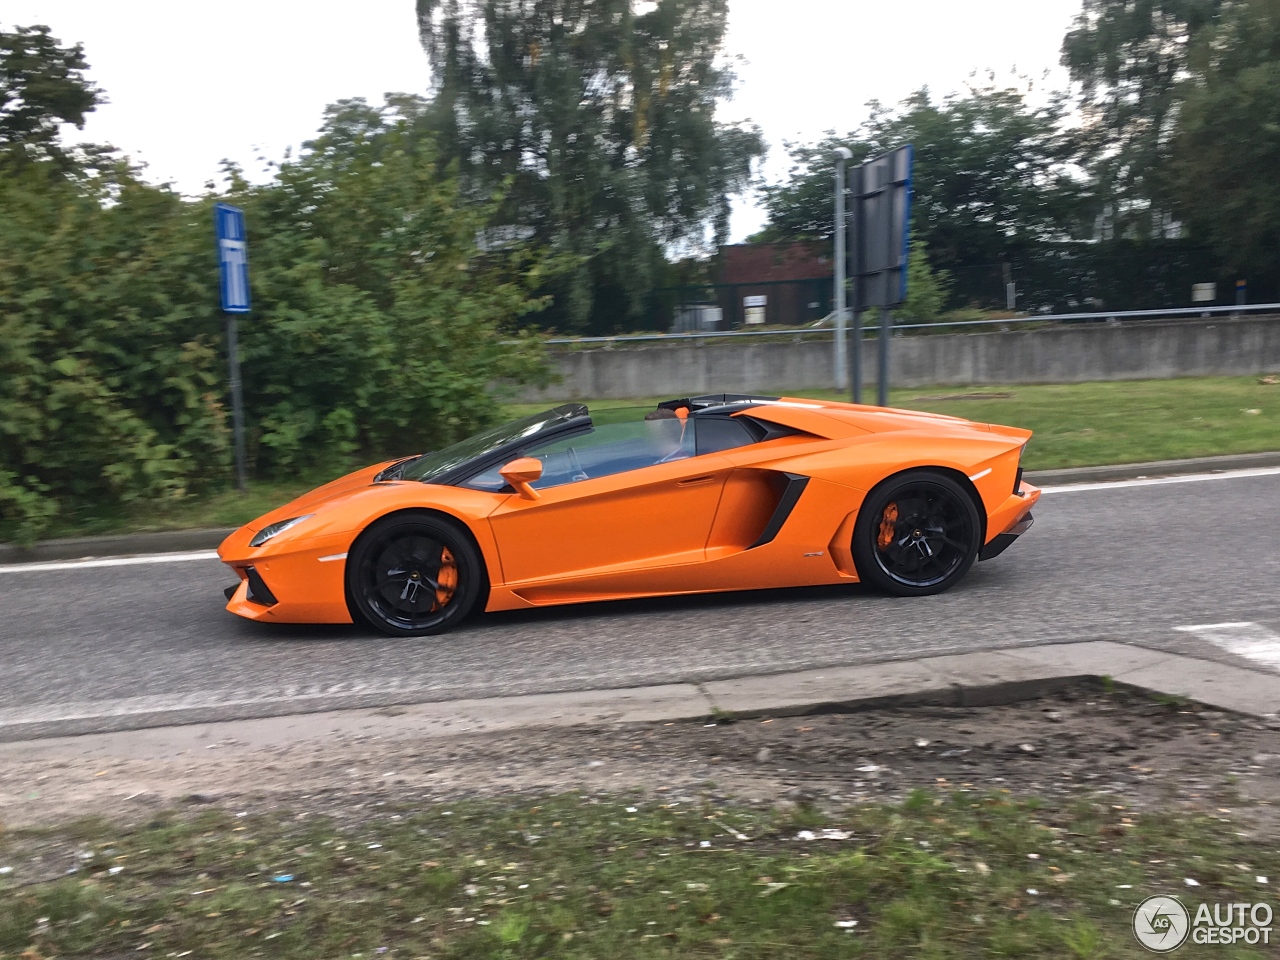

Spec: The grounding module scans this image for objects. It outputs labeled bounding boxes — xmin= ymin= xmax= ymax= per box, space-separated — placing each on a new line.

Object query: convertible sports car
xmin=219 ymin=394 xmax=1040 ymax=636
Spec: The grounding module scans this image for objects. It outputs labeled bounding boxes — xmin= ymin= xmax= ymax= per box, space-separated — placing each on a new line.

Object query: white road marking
xmin=0 ymin=550 xmax=220 ymax=574
xmin=1174 ymin=621 xmax=1280 ymax=671
xmin=0 ymin=465 xmax=1276 ymax=574
xmin=1040 ymin=466 xmax=1280 ymax=494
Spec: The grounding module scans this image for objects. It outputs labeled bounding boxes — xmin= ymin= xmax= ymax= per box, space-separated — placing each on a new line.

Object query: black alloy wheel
xmin=852 ymin=470 xmax=982 ymax=596
xmin=346 ymin=513 xmax=484 ymax=636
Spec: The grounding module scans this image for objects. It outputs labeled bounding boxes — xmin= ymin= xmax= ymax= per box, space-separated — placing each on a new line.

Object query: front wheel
xmin=346 ymin=513 xmax=485 ymax=636
xmin=852 ymin=470 xmax=982 ymax=597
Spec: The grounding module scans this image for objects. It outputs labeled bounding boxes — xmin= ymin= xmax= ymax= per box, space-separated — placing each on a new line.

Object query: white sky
xmin=9 ymin=0 xmax=1083 ymax=240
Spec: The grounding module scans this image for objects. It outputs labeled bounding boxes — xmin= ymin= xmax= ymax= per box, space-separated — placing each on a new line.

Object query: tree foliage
xmin=0 ymin=160 xmax=234 ymax=542
xmin=897 ymin=242 xmax=953 ymax=323
xmin=1061 ymin=0 xmax=1223 ymax=235
xmin=416 ymin=0 xmax=764 ymax=333
xmin=754 ymin=86 xmax=1086 ymax=275
xmin=0 ymin=25 xmax=548 ymax=544
xmin=239 ymin=97 xmax=549 ymax=472
xmin=0 ymin=24 xmax=102 ymax=170
xmin=1172 ymin=0 xmax=1280 ymax=280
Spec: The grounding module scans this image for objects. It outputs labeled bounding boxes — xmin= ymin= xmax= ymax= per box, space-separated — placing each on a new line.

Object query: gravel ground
xmin=3 ymin=682 xmax=1280 ymax=833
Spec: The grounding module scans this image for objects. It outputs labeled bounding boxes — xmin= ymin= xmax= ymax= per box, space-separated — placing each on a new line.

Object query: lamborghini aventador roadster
xmin=218 ymin=394 xmax=1040 ymax=636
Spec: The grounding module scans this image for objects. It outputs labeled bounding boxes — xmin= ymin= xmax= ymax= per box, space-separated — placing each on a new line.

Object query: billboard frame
xmin=845 ymin=145 xmax=914 ymax=405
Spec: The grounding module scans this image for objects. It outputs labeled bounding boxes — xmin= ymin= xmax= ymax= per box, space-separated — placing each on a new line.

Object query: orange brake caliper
xmin=878 ymin=503 xmax=899 ymax=550
xmin=434 ymin=546 xmax=458 ymax=610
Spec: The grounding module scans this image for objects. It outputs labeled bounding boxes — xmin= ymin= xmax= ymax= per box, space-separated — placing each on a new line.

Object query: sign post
xmin=214 ymin=202 xmax=250 ymax=492
xmin=849 ymin=162 xmax=865 ymax=403
xmin=832 ymin=147 xmax=853 ymax=392
xmin=846 ymin=145 xmax=914 ymax=406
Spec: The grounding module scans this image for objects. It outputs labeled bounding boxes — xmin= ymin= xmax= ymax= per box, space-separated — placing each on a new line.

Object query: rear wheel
xmin=346 ymin=513 xmax=484 ymax=636
xmin=852 ymin=470 xmax=982 ymax=596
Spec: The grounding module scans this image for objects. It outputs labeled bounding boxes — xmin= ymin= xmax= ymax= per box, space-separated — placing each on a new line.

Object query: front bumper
xmin=219 ymin=527 xmax=355 ymax=624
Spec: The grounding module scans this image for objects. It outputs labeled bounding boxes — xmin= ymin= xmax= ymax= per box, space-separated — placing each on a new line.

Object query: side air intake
xmin=748 ymin=473 xmax=810 ymax=549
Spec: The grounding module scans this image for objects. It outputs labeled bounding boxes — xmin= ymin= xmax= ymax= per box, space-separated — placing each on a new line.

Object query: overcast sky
xmin=9 ymin=0 xmax=1083 ymax=240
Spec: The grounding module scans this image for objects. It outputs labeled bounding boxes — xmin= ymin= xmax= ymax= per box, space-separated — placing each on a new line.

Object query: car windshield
xmin=462 ymin=417 xmax=694 ymax=491
xmin=398 ymin=404 xmax=587 ymax=483
xmin=459 ymin=406 xmax=767 ymax=492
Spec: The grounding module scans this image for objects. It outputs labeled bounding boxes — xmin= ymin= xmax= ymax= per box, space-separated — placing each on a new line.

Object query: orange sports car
xmin=219 ymin=394 xmax=1039 ymax=636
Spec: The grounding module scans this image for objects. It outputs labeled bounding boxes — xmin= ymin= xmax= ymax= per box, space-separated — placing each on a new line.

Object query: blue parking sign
xmin=214 ymin=202 xmax=250 ymax=313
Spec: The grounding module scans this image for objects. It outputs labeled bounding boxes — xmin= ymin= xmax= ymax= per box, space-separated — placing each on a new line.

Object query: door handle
xmin=677 ymin=475 xmax=716 ymax=486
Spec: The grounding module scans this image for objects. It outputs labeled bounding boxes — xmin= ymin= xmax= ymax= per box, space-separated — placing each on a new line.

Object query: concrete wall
xmin=515 ymin=315 xmax=1280 ymax=402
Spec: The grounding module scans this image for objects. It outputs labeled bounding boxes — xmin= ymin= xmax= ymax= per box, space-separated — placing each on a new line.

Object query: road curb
xmin=1024 ymin=450 xmax=1280 ymax=486
xmin=2 ymin=450 xmax=1277 ymax=565
xmin=1 ymin=642 xmax=1275 ymax=746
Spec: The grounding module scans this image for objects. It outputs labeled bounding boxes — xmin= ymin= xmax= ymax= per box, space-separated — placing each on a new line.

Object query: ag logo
xmin=1134 ymin=896 xmax=1191 ymax=952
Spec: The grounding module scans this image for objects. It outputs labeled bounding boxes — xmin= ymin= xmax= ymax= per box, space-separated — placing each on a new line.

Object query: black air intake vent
xmin=748 ymin=473 xmax=810 ymax=549
xmin=244 ymin=566 xmax=278 ymax=606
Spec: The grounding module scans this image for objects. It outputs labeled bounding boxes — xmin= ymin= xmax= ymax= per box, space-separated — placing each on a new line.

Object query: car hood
xmin=243 ymin=460 xmax=401 ymax=534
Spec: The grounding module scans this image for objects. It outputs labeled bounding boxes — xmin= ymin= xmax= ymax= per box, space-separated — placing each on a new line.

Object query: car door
xmin=480 ymin=421 xmax=736 ymax=585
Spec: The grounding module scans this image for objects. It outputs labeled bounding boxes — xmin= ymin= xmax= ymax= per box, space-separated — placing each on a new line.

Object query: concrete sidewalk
xmin=3 ymin=451 xmax=1278 ymax=565
xmin=1 ymin=641 xmax=1275 ymax=750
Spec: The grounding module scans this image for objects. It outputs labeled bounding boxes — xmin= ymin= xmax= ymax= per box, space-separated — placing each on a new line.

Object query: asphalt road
xmin=2 ymin=471 xmax=1279 ymax=737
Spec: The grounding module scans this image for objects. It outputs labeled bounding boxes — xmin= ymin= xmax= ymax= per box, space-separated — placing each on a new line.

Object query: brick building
xmin=668 ymin=242 xmax=834 ymax=331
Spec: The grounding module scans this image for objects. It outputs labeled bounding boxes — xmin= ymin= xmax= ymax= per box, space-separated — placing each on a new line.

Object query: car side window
xmin=462 ymin=419 xmax=696 ymax=492
xmin=694 ymin=416 xmax=760 ymax=455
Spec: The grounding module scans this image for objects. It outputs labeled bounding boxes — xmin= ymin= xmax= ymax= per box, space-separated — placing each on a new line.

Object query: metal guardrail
xmin=539 ymin=302 xmax=1280 ymax=346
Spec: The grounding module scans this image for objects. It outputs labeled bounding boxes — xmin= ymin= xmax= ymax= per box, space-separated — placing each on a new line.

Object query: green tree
xmin=416 ymin=0 xmax=764 ymax=334
xmin=1171 ymin=0 xmax=1280 ymax=281
xmin=1 ymin=82 xmax=549 ymax=543
xmin=896 ymin=242 xmax=953 ymax=323
xmin=1061 ymin=0 xmax=1223 ymax=236
xmin=0 ymin=160 xmax=234 ymax=542
xmin=237 ymin=96 xmax=549 ymax=472
xmin=754 ymin=86 xmax=1085 ymax=279
xmin=0 ymin=24 xmax=103 ymax=169
xmin=750 ymin=139 xmax=876 ymax=243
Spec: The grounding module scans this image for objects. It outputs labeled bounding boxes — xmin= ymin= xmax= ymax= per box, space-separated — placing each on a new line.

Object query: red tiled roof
xmin=720 ymin=242 xmax=833 ymax=284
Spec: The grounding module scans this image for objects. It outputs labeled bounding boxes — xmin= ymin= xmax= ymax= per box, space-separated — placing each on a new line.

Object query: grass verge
xmin=25 ymin=476 xmax=331 ymax=543
xmin=15 ymin=375 xmax=1278 ymax=543
xmin=1 ymin=791 xmax=1275 ymax=958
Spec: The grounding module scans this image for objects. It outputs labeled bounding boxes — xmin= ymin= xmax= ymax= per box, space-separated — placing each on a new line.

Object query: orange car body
xmin=219 ymin=396 xmax=1040 ymax=625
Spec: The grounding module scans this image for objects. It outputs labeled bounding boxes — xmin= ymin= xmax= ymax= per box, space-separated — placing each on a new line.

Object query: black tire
xmin=346 ymin=512 xmax=485 ymax=636
xmin=852 ymin=470 xmax=982 ymax=597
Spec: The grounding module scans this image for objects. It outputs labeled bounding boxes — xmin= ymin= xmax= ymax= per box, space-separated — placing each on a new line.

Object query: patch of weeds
xmin=1062 ymin=919 xmax=1105 ymax=959
xmin=494 ymin=909 xmax=533 ymax=944
xmin=778 ymin=802 xmax=830 ymax=830
xmin=902 ymin=788 xmax=931 ymax=812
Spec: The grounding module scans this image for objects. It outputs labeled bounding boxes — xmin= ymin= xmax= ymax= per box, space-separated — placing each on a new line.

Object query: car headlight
xmin=249 ymin=515 xmax=314 ymax=547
